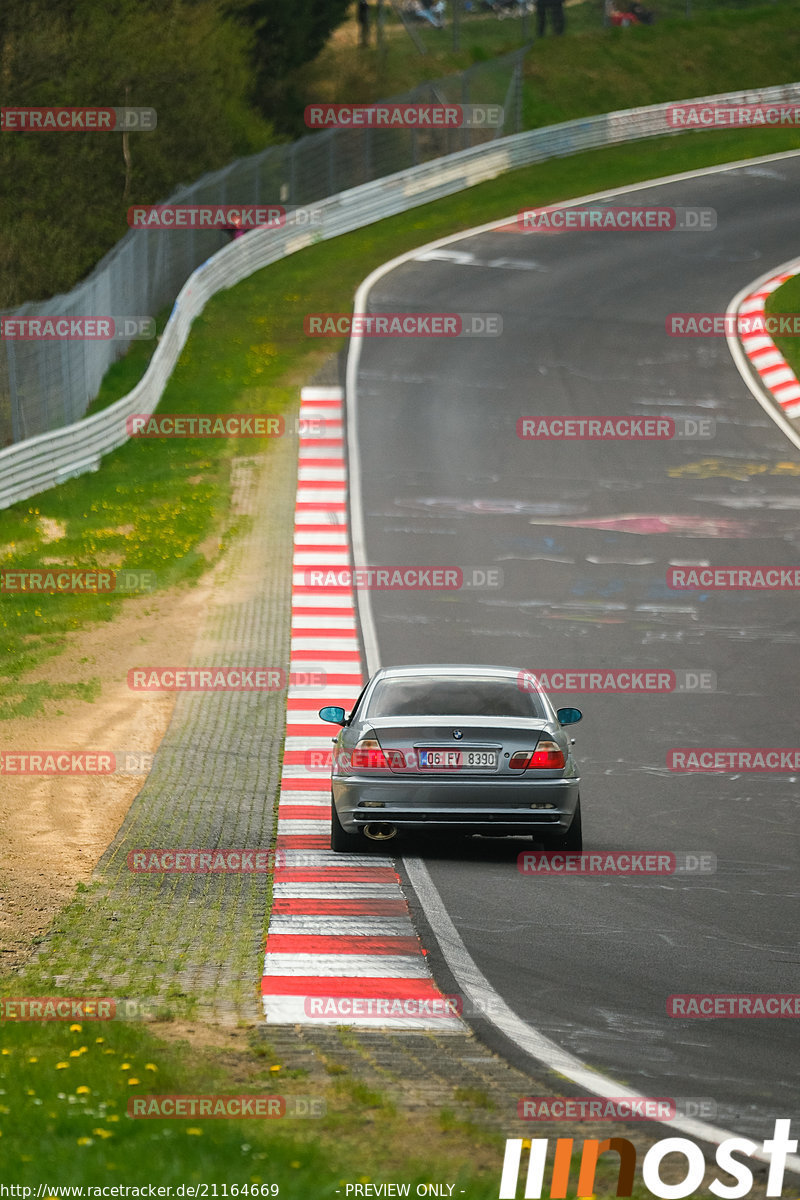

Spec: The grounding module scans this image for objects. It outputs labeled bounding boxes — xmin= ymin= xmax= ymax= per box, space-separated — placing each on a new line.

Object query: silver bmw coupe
xmin=319 ymin=664 xmax=583 ymax=853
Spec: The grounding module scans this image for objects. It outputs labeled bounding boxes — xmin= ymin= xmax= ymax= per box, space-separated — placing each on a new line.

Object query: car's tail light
xmin=509 ymin=740 xmax=566 ymax=770
xmin=350 ymin=739 xmax=405 ymax=770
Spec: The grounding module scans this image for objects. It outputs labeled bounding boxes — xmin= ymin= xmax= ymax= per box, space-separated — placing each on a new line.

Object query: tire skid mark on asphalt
xmin=261 ymin=385 xmax=462 ymax=1029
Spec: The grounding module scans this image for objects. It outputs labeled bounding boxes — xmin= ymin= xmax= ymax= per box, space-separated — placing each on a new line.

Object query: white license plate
xmin=419 ymin=749 xmax=497 ymax=770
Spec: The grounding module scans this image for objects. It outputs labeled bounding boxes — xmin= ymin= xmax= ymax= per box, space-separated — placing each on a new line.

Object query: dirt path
xmin=0 ymin=579 xmax=215 ymax=968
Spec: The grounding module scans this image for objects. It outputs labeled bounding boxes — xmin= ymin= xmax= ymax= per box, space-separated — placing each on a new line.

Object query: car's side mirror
xmin=557 ymin=707 xmax=583 ymax=726
xmin=319 ymin=705 xmax=347 ymax=725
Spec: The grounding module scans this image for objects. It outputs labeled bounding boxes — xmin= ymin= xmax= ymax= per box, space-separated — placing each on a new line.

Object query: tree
xmin=229 ymin=0 xmax=352 ymax=120
xmin=0 ymin=0 xmax=274 ymax=306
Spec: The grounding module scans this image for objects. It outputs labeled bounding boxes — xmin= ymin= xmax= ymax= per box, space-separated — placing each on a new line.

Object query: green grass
xmin=0 ymin=1020 xmax=707 ymax=1196
xmin=0 ymin=1022 xmax=490 ymax=1194
xmin=0 ymin=1021 xmax=474 ymax=1190
xmin=766 ymin=273 xmax=800 ymax=376
xmin=0 ymin=303 xmax=285 ymax=712
xmin=0 ymin=1022 xmax=317 ymax=1185
xmin=292 ymin=1 xmax=800 ymax=132
xmin=520 ymin=4 xmax=800 ymax=129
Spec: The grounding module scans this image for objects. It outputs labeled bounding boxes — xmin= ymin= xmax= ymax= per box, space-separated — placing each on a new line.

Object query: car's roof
xmin=371 ymin=665 xmax=526 ymax=681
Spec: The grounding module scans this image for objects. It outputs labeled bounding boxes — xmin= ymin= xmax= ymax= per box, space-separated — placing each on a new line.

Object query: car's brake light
xmin=509 ymin=740 xmax=565 ymax=770
xmin=350 ymin=739 xmax=405 ymax=770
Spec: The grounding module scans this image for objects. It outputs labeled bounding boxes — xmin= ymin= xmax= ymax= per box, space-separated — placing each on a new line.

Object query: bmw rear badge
xmin=453 ymin=730 xmax=463 ymax=739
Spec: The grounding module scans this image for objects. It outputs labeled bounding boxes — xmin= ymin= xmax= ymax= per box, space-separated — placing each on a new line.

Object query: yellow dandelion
xmin=1 ymin=1049 xmax=10 ymax=1056
xmin=92 ymin=1128 xmax=114 ymax=1139
xmin=186 ymin=1128 xmax=203 ymax=1136
xmin=28 ymin=1057 xmax=38 ymax=1064
xmin=76 ymin=1086 xmax=91 ymax=1095
xmin=95 ymin=1038 xmax=104 ymax=1044
xmin=107 ymin=1115 xmax=120 ymax=1122
xmin=269 ymin=1064 xmax=281 ymax=1072
xmin=120 ymin=1062 xmax=131 ymax=1070
xmin=70 ymin=1024 xmax=82 ymax=1032
xmin=69 ymin=1050 xmax=82 ymax=1058
xmin=26 ymin=1089 xmax=36 ymax=1096
xmin=144 ymin=1063 xmax=157 ymax=1072
xmin=127 ymin=1078 xmax=140 ymax=1086
xmin=55 ymin=1062 xmax=69 ymax=1070
xmin=103 ymin=1049 xmax=115 ymax=1055
xmin=77 ymin=1137 xmax=93 ymax=1147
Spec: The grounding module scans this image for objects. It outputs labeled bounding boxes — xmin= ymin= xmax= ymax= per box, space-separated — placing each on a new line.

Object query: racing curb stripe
xmin=261 ymin=385 xmax=462 ymax=1029
xmin=265 ymin=935 xmax=423 ymax=955
xmin=737 ymin=264 xmax=800 ymax=419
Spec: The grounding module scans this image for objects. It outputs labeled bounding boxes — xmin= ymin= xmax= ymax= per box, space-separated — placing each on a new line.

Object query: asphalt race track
xmin=348 ymin=155 xmax=800 ymax=1142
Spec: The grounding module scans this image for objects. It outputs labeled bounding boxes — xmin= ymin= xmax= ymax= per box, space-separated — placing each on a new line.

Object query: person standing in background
xmin=358 ymin=0 xmax=371 ymax=44
xmin=536 ymin=0 xmax=565 ymax=35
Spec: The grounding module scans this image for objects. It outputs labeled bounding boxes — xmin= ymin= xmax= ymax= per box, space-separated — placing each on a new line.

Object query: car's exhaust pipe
xmin=363 ymin=822 xmax=398 ymax=842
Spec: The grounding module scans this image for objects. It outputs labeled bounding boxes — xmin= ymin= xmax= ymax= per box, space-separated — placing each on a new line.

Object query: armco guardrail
xmin=1 ymin=81 xmax=799 ymax=511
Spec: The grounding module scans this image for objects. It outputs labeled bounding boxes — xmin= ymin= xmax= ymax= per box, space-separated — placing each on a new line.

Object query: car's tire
xmin=330 ymin=798 xmax=362 ymax=853
xmin=547 ymin=799 xmax=582 ymax=851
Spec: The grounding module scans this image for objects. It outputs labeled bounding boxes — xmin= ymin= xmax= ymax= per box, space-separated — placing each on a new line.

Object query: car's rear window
xmin=365 ymin=677 xmax=546 ymax=719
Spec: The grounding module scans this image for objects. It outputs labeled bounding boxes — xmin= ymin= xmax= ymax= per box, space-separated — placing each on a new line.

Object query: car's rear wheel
xmin=330 ymin=798 xmax=362 ymax=853
xmin=547 ymin=799 xmax=582 ymax=851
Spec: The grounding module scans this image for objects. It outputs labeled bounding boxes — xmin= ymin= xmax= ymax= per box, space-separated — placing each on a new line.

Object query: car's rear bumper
xmin=332 ymin=774 xmax=580 ymax=835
